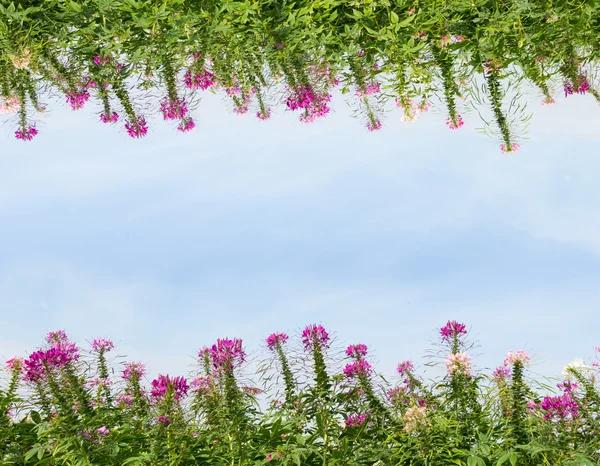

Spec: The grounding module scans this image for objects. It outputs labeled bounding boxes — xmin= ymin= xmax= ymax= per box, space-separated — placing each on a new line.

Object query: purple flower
xmin=210 ymin=338 xmax=246 ymax=370
xmin=184 ymin=69 xmax=216 ymax=90
xmin=23 ymin=343 xmax=80 ymax=383
xmin=100 ymin=112 xmax=119 ymax=124
xmin=343 ymin=359 xmax=372 ymax=378
xmin=396 ymin=360 xmax=414 ymax=375
xmin=96 ymin=426 xmax=109 ymax=435
xmin=346 ymin=344 xmax=368 ymax=359
xmin=345 ymin=413 xmax=368 ymax=427
xmin=191 ymin=375 xmax=213 ymax=395
xmin=124 ymin=115 xmax=148 ymax=139
xmin=93 ymin=56 xmax=110 ymax=66
xmin=151 ymin=374 xmax=189 ymax=401
xmin=266 ymin=332 xmax=289 ymax=350
xmin=539 ymin=393 xmax=579 ymax=421
xmin=440 ymin=320 xmax=467 ymax=342
xmin=91 ymin=338 xmax=114 ymax=353
xmin=156 ymin=415 xmax=170 ymax=425
xmin=160 ymin=97 xmax=188 ymax=120
xmin=5 ymin=357 xmax=24 ymax=372
xmin=15 ymin=124 xmax=38 ymax=141
xmin=492 ymin=366 xmax=511 ymax=379
xmin=177 ymin=117 xmax=195 ymax=133
xmin=123 ymin=362 xmax=146 ymax=381
xmin=301 ymin=324 xmax=330 ymax=351
xmin=46 ymin=330 xmax=68 ymax=345
xmin=65 ymin=91 xmax=90 ymax=110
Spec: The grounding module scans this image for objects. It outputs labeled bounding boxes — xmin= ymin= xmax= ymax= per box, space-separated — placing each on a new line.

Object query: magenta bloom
xmin=93 ymin=56 xmax=110 ymax=66
xmin=160 ymin=97 xmax=188 ymax=120
xmin=15 ymin=124 xmax=38 ymax=141
xmin=91 ymin=338 xmax=114 ymax=353
xmin=210 ymin=338 xmax=246 ymax=370
xmin=151 ymin=374 xmax=189 ymax=401
xmin=366 ymin=119 xmax=382 ymax=132
xmin=177 ymin=117 xmax=196 ymax=133
xmin=440 ymin=320 xmax=467 ymax=342
xmin=23 ymin=343 xmax=80 ymax=383
xmin=396 ymin=360 xmax=414 ymax=375
xmin=123 ymin=362 xmax=146 ymax=380
xmin=96 ymin=426 xmax=109 ymax=435
xmin=65 ymin=91 xmax=90 ymax=110
xmin=564 ymin=74 xmax=590 ymax=97
xmin=500 ymin=143 xmax=520 ymax=154
xmin=5 ymin=357 xmax=24 ymax=372
xmin=355 ymin=81 xmax=381 ymax=97
xmin=266 ymin=332 xmax=289 ymax=350
xmin=343 ymin=359 xmax=372 ymax=378
xmin=446 ymin=115 xmax=464 ymax=130
xmin=492 ymin=366 xmax=511 ymax=379
xmin=124 ymin=115 xmax=148 ymax=139
xmin=191 ymin=375 xmax=212 ymax=395
xmin=156 ymin=415 xmax=170 ymax=425
xmin=539 ymin=393 xmax=579 ymax=421
xmin=346 ymin=344 xmax=368 ymax=359
xmin=301 ymin=324 xmax=330 ymax=351
xmin=46 ymin=330 xmax=68 ymax=344
xmin=184 ymin=69 xmax=216 ymax=90
xmin=256 ymin=109 xmax=271 ymax=121
xmin=345 ymin=413 xmax=368 ymax=427
xmin=100 ymin=112 xmax=119 ymax=124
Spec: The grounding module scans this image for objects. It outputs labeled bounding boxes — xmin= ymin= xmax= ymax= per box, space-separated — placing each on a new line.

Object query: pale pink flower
xmin=503 ymin=350 xmax=530 ymax=367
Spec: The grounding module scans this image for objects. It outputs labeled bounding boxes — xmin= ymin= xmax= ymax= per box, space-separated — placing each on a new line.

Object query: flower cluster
xmin=160 ymin=97 xmax=188 ymax=120
xmin=100 ymin=112 xmax=119 ymax=124
xmin=91 ymin=338 xmax=114 ymax=353
xmin=538 ymin=392 xmax=579 ymax=421
xmin=184 ymin=69 xmax=216 ymax=90
xmin=403 ymin=406 xmax=428 ymax=432
xmin=210 ymin=338 xmax=246 ymax=370
xmin=266 ymin=332 xmax=289 ymax=350
xmin=24 ymin=342 xmax=80 ymax=383
xmin=15 ymin=125 xmax=39 ymax=141
xmin=564 ymin=75 xmax=590 ymax=97
xmin=191 ymin=375 xmax=213 ymax=395
xmin=440 ymin=320 xmax=467 ymax=342
xmin=444 ymin=352 xmax=472 ymax=376
xmin=301 ymin=324 xmax=330 ymax=350
xmin=345 ymin=413 xmax=368 ymax=427
xmin=446 ymin=115 xmax=464 ymax=130
xmin=343 ymin=359 xmax=372 ymax=379
xmin=123 ymin=362 xmax=146 ymax=381
xmin=124 ymin=115 xmax=148 ymax=138
xmin=503 ymin=350 xmax=530 ymax=367
xmin=286 ymin=85 xmax=331 ymax=123
xmin=150 ymin=374 xmax=189 ymax=401
xmin=345 ymin=344 xmax=368 ymax=359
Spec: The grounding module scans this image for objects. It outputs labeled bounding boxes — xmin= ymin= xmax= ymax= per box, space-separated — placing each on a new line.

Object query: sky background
xmin=1 ymin=87 xmax=599 ymax=391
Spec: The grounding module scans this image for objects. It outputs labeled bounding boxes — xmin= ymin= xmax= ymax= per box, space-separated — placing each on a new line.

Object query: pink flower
xmin=124 ymin=115 xmax=148 ymax=139
xmin=93 ymin=56 xmax=110 ymax=66
xmin=177 ymin=117 xmax=196 ymax=133
xmin=396 ymin=360 xmax=414 ymax=375
xmin=266 ymin=332 xmax=289 ymax=350
xmin=5 ymin=357 xmax=24 ymax=372
xmin=500 ymin=143 xmax=520 ymax=154
xmin=91 ymin=338 xmax=114 ymax=353
xmin=15 ymin=124 xmax=39 ymax=141
xmin=96 ymin=426 xmax=109 ymax=435
xmin=345 ymin=413 xmax=368 ymax=427
xmin=493 ymin=366 xmax=511 ymax=379
xmin=301 ymin=324 xmax=330 ymax=350
xmin=343 ymin=359 xmax=372 ymax=378
xmin=444 ymin=352 xmax=472 ymax=376
xmin=210 ymin=338 xmax=246 ymax=370
xmin=355 ymin=82 xmax=381 ymax=98
xmin=446 ymin=115 xmax=464 ymax=130
xmin=100 ymin=112 xmax=119 ymax=123
xmin=345 ymin=344 xmax=368 ymax=359
xmin=151 ymin=374 xmax=189 ymax=400
xmin=503 ymin=350 xmax=530 ymax=367
xmin=156 ymin=415 xmax=170 ymax=425
xmin=257 ymin=109 xmax=271 ymax=121
xmin=191 ymin=375 xmax=212 ymax=395
xmin=440 ymin=320 xmax=467 ymax=342
xmin=160 ymin=98 xmax=188 ymax=120
xmin=407 ymin=8 xmax=416 ymax=15
xmin=65 ymin=91 xmax=90 ymax=110
xmin=123 ymin=362 xmax=146 ymax=380
xmin=366 ymin=119 xmax=382 ymax=132
xmin=184 ymin=69 xmax=216 ymax=90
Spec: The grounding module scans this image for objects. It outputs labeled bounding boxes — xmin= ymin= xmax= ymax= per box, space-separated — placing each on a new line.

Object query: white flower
xmin=563 ymin=358 xmax=591 ymax=378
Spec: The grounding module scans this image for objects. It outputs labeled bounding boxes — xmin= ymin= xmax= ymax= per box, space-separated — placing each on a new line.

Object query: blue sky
xmin=1 ymin=89 xmax=599 ymax=388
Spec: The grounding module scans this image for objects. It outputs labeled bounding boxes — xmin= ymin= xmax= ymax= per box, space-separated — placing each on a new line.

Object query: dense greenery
xmin=0 ymin=0 xmax=599 ymax=150
xmin=1 ymin=323 xmax=599 ymax=465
